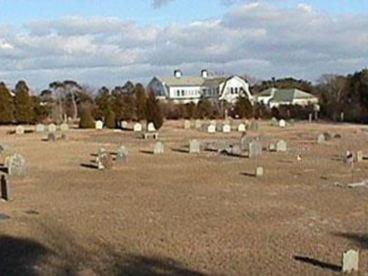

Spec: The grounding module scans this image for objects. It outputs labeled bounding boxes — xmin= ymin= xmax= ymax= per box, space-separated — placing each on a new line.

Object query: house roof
xmin=158 ymin=76 xmax=229 ymax=87
xmin=258 ymin=88 xmax=316 ymax=103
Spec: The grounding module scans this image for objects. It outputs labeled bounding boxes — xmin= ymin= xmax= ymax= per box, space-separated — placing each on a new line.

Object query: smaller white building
xmin=255 ymin=88 xmax=319 ymax=108
xmin=147 ymin=70 xmax=253 ymax=104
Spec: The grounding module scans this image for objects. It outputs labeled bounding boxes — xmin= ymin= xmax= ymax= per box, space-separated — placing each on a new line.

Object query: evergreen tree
xmin=145 ymin=91 xmax=163 ymax=129
xmin=79 ymin=108 xmax=95 ymax=129
xmin=234 ymin=96 xmax=253 ymax=118
xmin=105 ymin=109 xmax=116 ymax=129
xmin=135 ymin=83 xmax=147 ymax=120
xmin=0 ymin=82 xmax=14 ymax=124
xmin=14 ymin=80 xmax=34 ymax=123
xmin=95 ymin=86 xmax=112 ymax=120
xmin=196 ymin=98 xmax=213 ymax=119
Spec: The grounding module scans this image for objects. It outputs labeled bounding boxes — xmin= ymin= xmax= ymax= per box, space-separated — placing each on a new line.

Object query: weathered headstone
xmin=189 ymin=139 xmax=200 ymax=153
xmin=48 ymin=132 xmax=56 ymax=142
xmin=317 ymin=133 xmax=326 ymax=144
xmin=35 ymin=124 xmax=45 ymax=133
xmin=271 ymin=117 xmax=278 ymax=126
xmin=356 ymin=151 xmax=364 ymax=162
xmin=153 ymin=142 xmax=164 ymax=154
xmin=195 ymin=120 xmax=202 ymax=129
xmin=6 ymin=154 xmax=27 ymax=177
xmin=309 ymin=113 xmax=313 ymax=123
xmin=133 ymin=123 xmax=142 ymax=132
xmin=276 ymin=140 xmax=287 ymax=152
xmin=238 ymin=123 xmax=246 ymax=132
xmin=60 ymin=123 xmax=69 ymax=132
xmin=222 ymin=124 xmax=231 ymax=133
xmin=184 ymin=120 xmax=191 ymax=129
xmin=15 ymin=125 xmax=25 ymax=135
xmin=342 ymin=250 xmax=359 ymax=273
xmin=147 ymin=122 xmax=156 ymax=132
xmin=226 ymin=145 xmax=241 ymax=156
xmin=121 ymin=121 xmax=128 ymax=129
xmin=248 ymin=141 xmax=262 ymax=159
xmin=95 ymin=120 xmax=103 ymax=130
xmin=97 ymin=150 xmax=113 ymax=170
xmin=116 ymin=146 xmax=128 ymax=163
xmin=240 ymin=136 xmax=253 ymax=151
xmin=207 ymin=124 xmax=216 ymax=134
xmin=255 ymin=167 xmax=264 ymax=177
xmin=249 ymin=121 xmax=259 ymax=131
xmin=48 ymin=123 xmax=57 ymax=133
xmin=279 ymin=119 xmax=286 ymax=128
xmin=1 ymin=175 xmax=11 ymax=201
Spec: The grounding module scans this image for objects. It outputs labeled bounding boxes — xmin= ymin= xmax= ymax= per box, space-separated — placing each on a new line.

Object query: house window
xmin=235 ymin=87 xmax=238 ymax=94
xmin=177 ymin=90 xmax=180 ymax=97
xmin=181 ymin=90 xmax=185 ymax=96
xmin=231 ymin=88 xmax=234 ymax=94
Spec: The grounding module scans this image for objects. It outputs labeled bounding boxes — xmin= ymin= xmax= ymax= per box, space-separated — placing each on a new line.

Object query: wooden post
xmin=1 ymin=174 xmax=11 ymax=201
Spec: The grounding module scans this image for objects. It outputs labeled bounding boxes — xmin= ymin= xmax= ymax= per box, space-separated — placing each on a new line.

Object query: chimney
xmin=174 ymin=69 xmax=182 ymax=78
xmin=201 ymin=69 xmax=208 ymax=78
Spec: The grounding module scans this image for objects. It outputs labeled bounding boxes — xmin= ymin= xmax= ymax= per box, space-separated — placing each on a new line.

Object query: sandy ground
xmin=0 ymin=120 xmax=367 ymax=275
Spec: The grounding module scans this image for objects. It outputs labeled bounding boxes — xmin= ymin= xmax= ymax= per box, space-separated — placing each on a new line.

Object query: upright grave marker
xmin=184 ymin=120 xmax=191 ymax=129
xmin=60 ymin=123 xmax=69 ymax=132
xmin=15 ymin=125 xmax=25 ymax=135
xmin=6 ymin=154 xmax=27 ymax=177
xmin=342 ymin=250 xmax=359 ymax=273
xmin=48 ymin=123 xmax=57 ymax=133
xmin=153 ymin=142 xmax=164 ymax=154
xmin=238 ymin=123 xmax=246 ymax=132
xmin=248 ymin=140 xmax=262 ymax=159
xmin=189 ymin=140 xmax=200 ymax=154
xmin=276 ymin=140 xmax=287 ymax=152
xmin=147 ymin=122 xmax=156 ymax=132
xmin=97 ymin=149 xmax=113 ymax=170
xmin=95 ymin=120 xmax=103 ymax=130
xmin=116 ymin=146 xmax=128 ymax=163
xmin=35 ymin=124 xmax=45 ymax=133
xmin=133 ymin=123 xmax=142 ymax=132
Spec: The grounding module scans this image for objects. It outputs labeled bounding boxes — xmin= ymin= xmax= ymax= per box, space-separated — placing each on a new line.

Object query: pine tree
xmin=145 ymin=91 xmax=163 ymax=130
xmin=79 ymin=108 xmax=95 ymax=129
xmin=234 ymin=96 xmax=253 ymax=118
xmin=135 ymin=83 xmax=147 ymax=120
xmin=105 ymin=109 xmax=116 ymax=129
xmin=95 ymin=86 xmax=112 ymax=120
xmin=14 ymin=80 xmax=34 ymax=123
xmin=0 ymin=82 xmax=14 ymax=124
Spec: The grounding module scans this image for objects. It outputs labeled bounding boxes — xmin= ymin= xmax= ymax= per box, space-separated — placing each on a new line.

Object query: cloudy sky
xmin=0 ymin=0 xmax=367 ymax=90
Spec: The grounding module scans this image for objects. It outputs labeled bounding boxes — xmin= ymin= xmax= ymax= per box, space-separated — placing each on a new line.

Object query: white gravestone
xmin=222 ymin=124 xmax=231 ymax=133
xmin=256 ymin=167 xmax=264 ymax=177
xmin=147 ymin=122 xmax=156 ymax=132
xmin=238 ymin=123 xmax=246 ymax=132
xmin=342 ymin=250 xmax=359 ymax=273
xmin=195 ymin=120 xmax=202 ymax=129
xmin=207 ymin=124 xmax=216 ymax=134
xmin=248 ymin=141 xmax=262 ymax=159
xmin=184 ymin=120 xmax=191 ymax=129
xmin=133 ymin=123 xmax=142 ymax=132
xmin=121 ymin=121 xmax=128 ymax=129
xmin=189 ymin=139 xmax=200 ymax=154
xmin=15 ymin=125 xmax=25 ymax=135
xmin=276 ymin=140 xmax=287 ymax=152
xmin=95 ymin=120 xmax=103 ymax=130
xmin=279 ymin=119 xmax=286 ymax=128
xmin=35 ymin=124 xmax=45 ymax=133
xmin=48 ymin=123 xmax=57 ymax=133
xmin=60 ymin=123 xmax=69 ymax=132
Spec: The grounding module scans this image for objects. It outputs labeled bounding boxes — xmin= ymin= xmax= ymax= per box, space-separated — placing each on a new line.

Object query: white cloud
xmin=0 ymin=2 xmax=367 ymax=88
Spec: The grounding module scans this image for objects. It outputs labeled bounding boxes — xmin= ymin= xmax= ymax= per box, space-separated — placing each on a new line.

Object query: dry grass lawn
xmin=0 ymin=120 xmax=367 ymax=275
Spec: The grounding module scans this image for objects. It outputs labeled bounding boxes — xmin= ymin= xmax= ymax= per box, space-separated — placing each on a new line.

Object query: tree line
xmin=0 ymin=68 xmax=367 ymax=128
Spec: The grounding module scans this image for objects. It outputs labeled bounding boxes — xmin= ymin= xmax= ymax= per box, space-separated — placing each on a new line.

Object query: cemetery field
xmin=0 ymin=120 xmax=367 ymax=275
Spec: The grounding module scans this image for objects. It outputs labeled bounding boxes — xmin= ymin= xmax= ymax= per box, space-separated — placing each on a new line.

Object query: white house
xmin=255 ymin=88 xmax=319 ymax=108
xmin=147 ymin=70 xmax=253 ymax=104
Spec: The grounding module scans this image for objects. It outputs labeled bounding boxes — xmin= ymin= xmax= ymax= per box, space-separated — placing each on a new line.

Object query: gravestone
xmin=215 ymin=123 xmax=222 ymax=132
xmin=279 ymin=119 xmax=286 ymax=128
xmin=147 ymin=122 xmax=156 ymax=132
xmin=222 ymin=124 xmax=231 ymax=133
xmin=269 ymin=143 xmax=276 ymax=152
xmin=226 ymin=145 xmax=241 ymax=157
xmin=133 ymin=123 xmax=142 ymax=132
xmin=35 ymin=124 xmax=45 ymax=133
xmin=116 ymin=146 xmax=128 ymax=163
xmin=248 ymin=141 xmax=262 ymax=159
xmin=238 ymin=123 xmax=246 ymax=132
xmin=15 ymin=125 xmax=25 ymax=135
xmin=48 ymin=132 xmax=56 ymax=142
xmin=48 ymin=123 xmax=57 ymax=133
xmin=121 ymin=121 xmax=128 ymax=129
xmin=240 ymin=136 xmax=253 ymax=151
xmin=256 ymin=167 xmax=264 ymax=177
xmin=317 ymin=134 xmax=326 ymax=144
xmin=153 ymin=142 xmax=164 ymax=154
xmin=6 ymin=154 xmax=27 ymax=177
xmin=195 ymin=120 xmax=202 ymax=129
xmin=271 ymin=117 xmax=278 ymax=126
xmin=249 ymin=121 xmax=259 ymax=131
xmin=276 ymin=140 xmax=287 ymax=152
xmin=309 ymin=113 xmax=313 ymax=123
xmin=207 ymin=125 xmax=216 ymax=134
xmin=323 ymin=132 xmax=332 ymax=141
xmin=189 ymin=140 xmax=200 ymax=154
xmin=184 ymin=120 xmax=191 ymax=129
xmin=97 ymin=150 xmax=113 ymax=170
xmin=95 ymin=120 xmax=103 ymax=130
xmin=342 ymin=250 xmax=359 ymax=273
xmin=1 ymin=175 xmax=11 ymax=201
xmin=356 ymin=151 xmax=364 ymax=162
xmin=60 ymin=123 xmax=69 ymax=132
